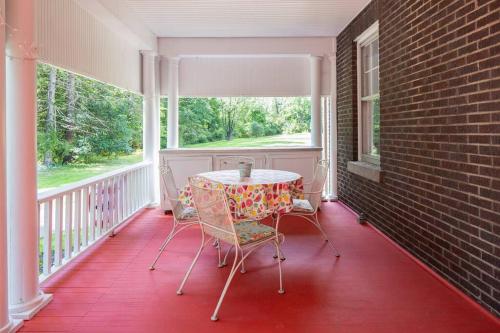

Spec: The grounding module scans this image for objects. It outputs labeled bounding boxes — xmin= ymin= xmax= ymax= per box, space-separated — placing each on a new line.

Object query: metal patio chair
xmin=219 ymin=155 xmax=255 ymax=170
xmin=149 ymin=165 xmax=199 ymax=270
xmin=176 ymin=175 xmax=285 ymax=321
xmin=277 ymin=159 xmax=340 ymax=257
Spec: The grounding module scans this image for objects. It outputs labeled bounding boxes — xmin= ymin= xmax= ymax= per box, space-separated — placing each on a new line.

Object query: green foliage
xmin=37 ymin=63 xmax=143 ymax=165
xmin=372 ymin=97 xmax=380 ymax=155
xmin=162 ymin=96 xmax=311 ymax=147
xmin=249 ymin=121 xmax=265 ymax=137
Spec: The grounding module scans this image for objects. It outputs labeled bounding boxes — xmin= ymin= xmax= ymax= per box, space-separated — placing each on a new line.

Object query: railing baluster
xmin=109 ymin=178 xmax=114 ymax=229
xmin=113 ymin=176 xmax=119 ymax=227
xmin=103 ymin=178 xmax=110 ymax=231
xmin=135 ymin=170 xmax=139 ymax=210
xmin=42 ymin=200 xmax=53 ymax=275
xmin=74 ymin=189 xmax=81 ymax=253
xmin=89 ymin=184 xmax=96 ymax=241
xmin=64 ymin=193 xmax=73 ymax=260
xmin=112 ymin=176 xmax=118 ymax=227
xmin=118 ymin=175 xmax=124 ymax=222
xmin=82 ymin=186 xmax=89 ymax=247
xmin=54 ymin=197 xmax=63 ymax=266
xmin=125 ymin=173 xmax=130 ymax=217
xmin=96 ymin=181 xmax=103 ymax=236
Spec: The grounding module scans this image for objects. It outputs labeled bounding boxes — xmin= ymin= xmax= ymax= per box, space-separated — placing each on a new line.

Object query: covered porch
xmin=0 ymin=0 xmax=499 ymax=332
xmin=18 ymin=204 xmax=500 ymax=332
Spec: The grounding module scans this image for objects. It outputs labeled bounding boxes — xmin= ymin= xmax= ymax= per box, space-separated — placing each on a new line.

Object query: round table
xmin=179 ymin=169 xmax=303 ymax=220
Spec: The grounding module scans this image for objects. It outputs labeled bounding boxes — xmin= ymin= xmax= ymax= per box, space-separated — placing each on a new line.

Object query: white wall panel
xmin=36 ymin=0 xmax=141 ymax=93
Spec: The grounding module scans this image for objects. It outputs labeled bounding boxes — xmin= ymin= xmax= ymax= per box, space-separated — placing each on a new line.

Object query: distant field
xmin=38 ymin=151 xmax=143 ymax=190
xmin=184 ymin=133 xmax=310 ymax=148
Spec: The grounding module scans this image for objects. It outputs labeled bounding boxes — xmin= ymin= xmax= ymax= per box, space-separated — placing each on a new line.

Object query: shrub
xmin=249 ymin=122 xmax=265 ymax=137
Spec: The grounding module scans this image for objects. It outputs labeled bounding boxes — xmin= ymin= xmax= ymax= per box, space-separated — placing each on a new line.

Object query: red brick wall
xmin=337 ymin=0 xmax=499 ymax=315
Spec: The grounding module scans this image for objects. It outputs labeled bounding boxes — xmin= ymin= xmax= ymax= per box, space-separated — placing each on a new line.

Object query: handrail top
xmin=38 ymin=161 xmax=152 ymax=202
xmin=160 ymin=146 xmax=322 ymax=154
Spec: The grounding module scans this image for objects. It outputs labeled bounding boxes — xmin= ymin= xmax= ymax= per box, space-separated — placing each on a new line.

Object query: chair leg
xmin=177 ymin=231 xmax=206 ymax=295
xmin=157 ymin=220 xmax=178 ymax=251
xmin=211 ymin=247 xmax=240 ymax=321
xmin=216 ymin=239 xmax=223 ymax=267
xmin=272 ymin=216 xmax=286 ymax=261
xmin=149 ymin=223 xmax=196 ymax=270
xmin=310 ymin=214 xmax=340 ymax=258
xmin=240 ymin=249 xmax=246 ymax=274
xmin=273 ymin=240 xmax=285 ymax=294
xmin=220 ymin=244 xmax=234 ymax=267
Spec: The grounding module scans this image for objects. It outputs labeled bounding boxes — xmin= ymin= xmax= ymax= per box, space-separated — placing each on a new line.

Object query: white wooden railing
xmin=37 ymin=161 xmax=153 ymax=280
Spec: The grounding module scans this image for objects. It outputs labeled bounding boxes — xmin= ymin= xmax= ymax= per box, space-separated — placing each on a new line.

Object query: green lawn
xmin=38 ymin=151 xmax=143 ymax=190
xmin=38 ymin=133 xmax=309 ymax=190
xmin=184 ymin=132 xmax=310 ymax=148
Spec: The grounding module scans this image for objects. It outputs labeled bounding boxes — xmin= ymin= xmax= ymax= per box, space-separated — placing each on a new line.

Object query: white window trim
xmin=356 ymin=21 xmax=380 ymax=165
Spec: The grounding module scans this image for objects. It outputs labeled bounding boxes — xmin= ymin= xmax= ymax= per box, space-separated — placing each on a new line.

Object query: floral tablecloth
xmin=179 ymin=169 xmax=304 ymax=220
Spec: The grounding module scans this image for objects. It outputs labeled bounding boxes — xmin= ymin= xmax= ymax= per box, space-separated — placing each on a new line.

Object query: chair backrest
xmin=159 ymin=165 xmax=184 ymax=220
xmin=309 ymin=159 xmax=330 ymax=210
xmin=219 ymin=156 xmax=255 ymax=170
xmin=188 ymin=175 xmax=237 ymax=244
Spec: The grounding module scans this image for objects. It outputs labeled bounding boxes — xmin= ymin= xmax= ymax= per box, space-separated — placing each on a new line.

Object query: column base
xmin=146 ymin=202 xmax=160 ymax=208
xmin=9 ymin=292 xmax=53 ymax=320
xmin=327 ymin=195 xmax=338 ymax=202
xmin=0 ymin=319 xmax=23 ymax=333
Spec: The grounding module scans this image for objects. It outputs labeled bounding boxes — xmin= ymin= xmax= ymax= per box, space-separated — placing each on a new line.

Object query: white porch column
xmin=142 ymin=51 xmax=160 ymax=205
xmin=167 ymin=57 xmax=179 ymax=148
xmin=310 ymin=55 xmax=322 ymax=147
xmin=5 ymin=0 xmax=52 ymax=320
xmin=1 ymin=1 xmax=22 ymax=331
xmin=329 ymin=48 xmax=338 ymax=200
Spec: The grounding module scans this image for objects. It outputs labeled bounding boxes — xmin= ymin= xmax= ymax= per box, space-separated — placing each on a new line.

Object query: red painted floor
xmin=20 ymin=203 xmax=499 ymax=333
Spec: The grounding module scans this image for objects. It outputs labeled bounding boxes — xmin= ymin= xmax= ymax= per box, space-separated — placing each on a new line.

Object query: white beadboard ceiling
xmin=119 ymin=0 xmax=371 ymax=37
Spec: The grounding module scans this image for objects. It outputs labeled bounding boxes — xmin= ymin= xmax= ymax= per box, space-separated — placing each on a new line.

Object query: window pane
xmin=372 ymin=39 xmax=379 ymax=68
xmin=372 ymin=97 xmax=380 ymax=156
xmin=363 ymin=71 xmax=370 ymax=96
xmin=372 ymin=67 xmax=379 ymax=95
xmin=362 ymin=44 xmax=370 ymax=72
xmin=361 ymin=101 xmax=372 ymax=155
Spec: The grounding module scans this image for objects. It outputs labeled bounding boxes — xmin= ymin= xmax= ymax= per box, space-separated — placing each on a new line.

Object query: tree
xmin=221 ymin=98 xmax=237 ymax=140
xmin=36 ymin=63 xmax=143 ymax=165
xmin=43 ymin=67 xmax=57 ymax=166
xmin=65 ymin=72 xmax=76 ymax=142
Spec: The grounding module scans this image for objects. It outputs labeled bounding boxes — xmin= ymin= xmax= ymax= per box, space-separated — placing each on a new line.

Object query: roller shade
xmin=160 ymin=56 xmax=331 ymax=97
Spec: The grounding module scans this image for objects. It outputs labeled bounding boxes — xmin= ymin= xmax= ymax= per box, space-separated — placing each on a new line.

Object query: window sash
xmin=356 ymin=21 xmax=380 ymax=166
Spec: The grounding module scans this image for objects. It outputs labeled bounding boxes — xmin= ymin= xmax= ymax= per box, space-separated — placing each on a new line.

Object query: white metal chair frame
xmin=149 ymin=165 xmax=199 ymax=270
xmin=276 ymin=160 xmax=340 ymax=257
xmin=219 ymin=155 xmax=256 ymax=170
xmin=177 ymin=175 xmax=285 ymax=321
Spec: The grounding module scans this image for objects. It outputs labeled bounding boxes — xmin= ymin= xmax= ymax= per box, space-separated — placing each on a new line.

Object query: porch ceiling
xmin=112 ymin=0 xmax=371 ymax=37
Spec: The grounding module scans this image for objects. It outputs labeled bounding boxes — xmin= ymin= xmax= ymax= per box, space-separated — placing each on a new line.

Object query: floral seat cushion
xmin=292 ymin=199 xmax=314 ymax=213
xmin=235 ymin=221 xmax=276 ymax=245
xmin=178 ymin=206 xmax=198 ymax=220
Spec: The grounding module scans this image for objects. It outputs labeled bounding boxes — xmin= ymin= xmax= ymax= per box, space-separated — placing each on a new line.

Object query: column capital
xmin=168 ymin=57 xmax=180 ymax=67
xmin=309 ymin=55 xmax=323 ymax=61
xmin=140 ymin=50 xmax=158 ymax=58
